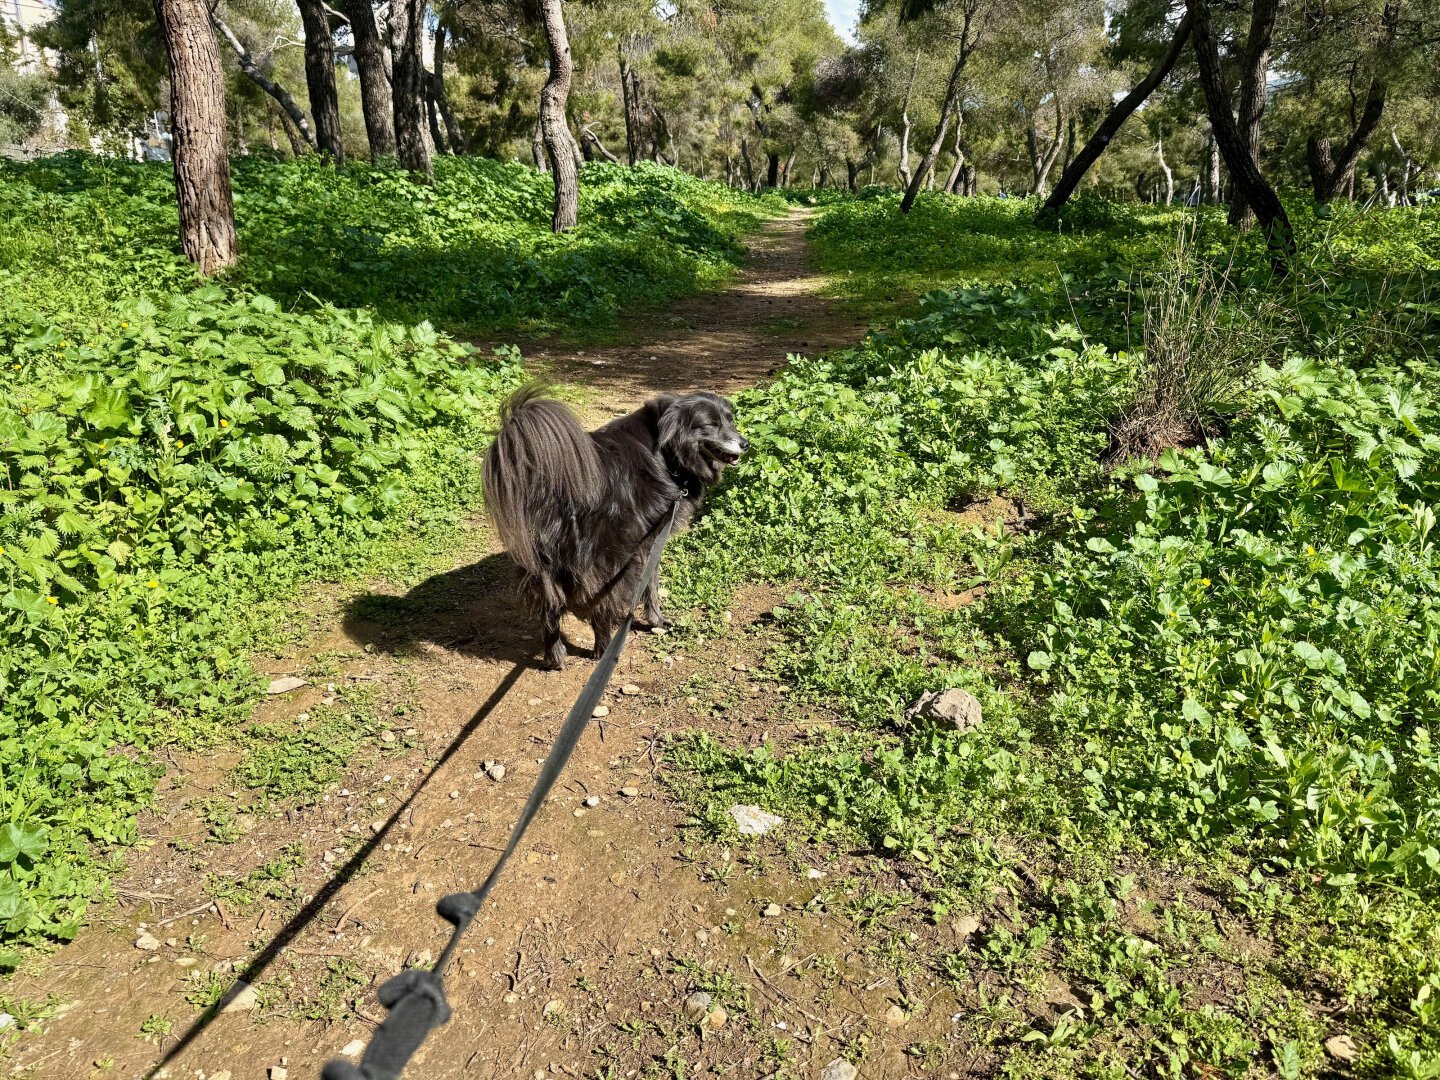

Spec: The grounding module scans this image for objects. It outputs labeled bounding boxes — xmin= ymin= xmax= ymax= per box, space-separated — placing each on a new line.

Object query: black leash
xmin=322 ymin=500 xmax=682 ymax=1080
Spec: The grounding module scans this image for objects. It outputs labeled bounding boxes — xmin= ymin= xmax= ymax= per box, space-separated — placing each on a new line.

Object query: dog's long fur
xmin=483 ymin=384 xmax=747 ymax=669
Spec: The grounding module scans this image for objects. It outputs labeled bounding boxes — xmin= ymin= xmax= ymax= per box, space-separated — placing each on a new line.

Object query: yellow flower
xmin=11 ymin=363 xmax=19 ymax=370
xmin=1167 ymin=610 xmax=1177 ymax=619
xmin=59 ymin=340 xmax=69 ymax=348
xmin=120 ymin=322 xmax=129 ymax=328
xmin=1199 ymin=578 xmax=1211 ymax=588
xmin=0 ymin=545 xmax=5 ymax=555
xmin=45 ymin=596 xmax=58 ymax=605
xmin=1305 ymin=545 xmax=1316 ymax=556
xmin=175 ymin=441 xmax=184 ymax=449
xmin=146 ymin=580 xmax=159 ymax=589
xmin=219 ymin=419 xmax=229 ymax=428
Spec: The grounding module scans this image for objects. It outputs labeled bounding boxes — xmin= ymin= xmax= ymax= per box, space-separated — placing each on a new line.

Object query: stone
xmin=683 ymin=992 xmax=713 ymax=1021
xmin=903 ymin=688 xmax=983 ymax=733
xmin=1325 ymin=1035 xmax=1359 ymax=1062
xmin=620 ymin=786 xmax=639 ymax=798
xmin=210 ymin=1072 xmax=233 ymax=1080
xmin=819 ymin=1061 xmax=858 ymax=1080
xmin=805 ymin=867 xmax=826 ymax=880
xmin=380 ymin=730 xmax=396 ymax=744
xmin=339 ymin=1041 xmax=365 ymax=1058
xmin=219 ymin=981 xmax=260 ymax=1014
xmin=269 ymin=1068 xmax=288 ymax=1080
xmin=952 ymin=915 xmax=982 ymax=942
xmin=449 ymin=790 xmax=461 ymax=800
xmin=763 ymin=903 xmax=783 ymax=918
xmin=730 ymin=804 xmax=784 ymax=836
xmin=527 ymin=698 xmax=544 ymax=706
xmin=486 ymin=763 xmax=507 ymax=782
xmin=592 ymin=705 xmax=610 ymax=718
xmin=370 ymin=820 xmax=385 ymax=835
xmin=620 ymin=684 xmax=641 ymax=696
xmin=584 ymin=795 xmax=601 ymax=808
xmin=134 ymin=931 xmax=161 ymax=951
xmin=265 ymin=676 xmax=306 ymax=695
xmin=0 ymin=1013 xmax=12 ymax=1031
xmin=542 ymin=999 xmax=566 ymax=1020
xmin=884 ymin=1004 xmax=908 ymax=1028
xmin=705 ymin=1004 xmax=728 ymax=1029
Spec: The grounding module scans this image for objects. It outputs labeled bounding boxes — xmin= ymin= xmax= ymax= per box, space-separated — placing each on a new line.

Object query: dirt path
xmin=4 ymin=212 xmax=965 ymax=1080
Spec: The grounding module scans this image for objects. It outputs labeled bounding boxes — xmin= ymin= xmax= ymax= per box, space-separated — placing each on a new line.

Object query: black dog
xmin=483 ymin=385 xmax=747 ymax=670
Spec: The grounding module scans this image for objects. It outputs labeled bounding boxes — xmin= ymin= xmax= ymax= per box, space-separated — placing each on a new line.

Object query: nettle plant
xmin=0 ymin=288 xmax=521 ymax=957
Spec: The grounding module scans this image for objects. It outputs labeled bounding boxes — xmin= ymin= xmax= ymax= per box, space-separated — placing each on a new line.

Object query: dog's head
xmin=655 ymin=391 xmax=748 ymax=487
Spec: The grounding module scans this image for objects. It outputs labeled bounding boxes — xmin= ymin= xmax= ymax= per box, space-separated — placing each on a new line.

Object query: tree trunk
xmin=432 ymin=22 xmax=467 ymax=154
xmin=211 ymin=10 xmax=316 ymax=151
xmin=1028 ymin=103 xmax=1064 ymax=196
xmin=739 ymin=136 xmax=755 ymax=190
xmin=963 ymin=163 xmax=976 ymax=195
xmin=426 ymin=80 xmax=446 ymax=153
xmin=532 ymin=121 xmax=547 ymax=171
xmin=900 ymin=8 xmax=981 ymax=214
xmin=296 ymin=0 xmax=343 ymax=163
xmin=1062 ymin=113 xmax=1076 ymax=170
xmin=619 ymin=51 xmax=645 ymax=166
xmin=390 ymin=0 xmax=432 ymax=178
xmin=537 ymin=0 xmax=578 ymax=231
xmin=340 ymin=0 xmax=393 ymax=157
xmin=1202 ymin=130 xmax=1220 ymax=202
xmin=1186 ymin=0 xmax=1294 ymax=263
xmin=1307 ymin=0 xmax=1398 ymax=203
xmin=154 ymin=0 xmax=236 ymax=273
xmin=784 ymin=149 xmax=797 ymax=185
xmin=845 ymin=157 xmax=859 ymax=191
xmin=1038 ymin=10 xmax=1192 ymax=221
xmin=943 ymin=114 xmax=965 ymax=192
xmin=1227 ymin=0 xmax=1279 ymax=227
xmin=897 ymin=48 xmax=920 ymax=187
xmin=766 ymin=152 xmax=780 ymax=188
xmin=581 ymin=124 xmax=620 ymax=163
xmin=1156 ymin=137 xmax=1174 ymax=204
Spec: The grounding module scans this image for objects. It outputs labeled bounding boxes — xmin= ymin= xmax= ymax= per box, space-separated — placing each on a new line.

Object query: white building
xmin=3 ymin=0 xmax=56 ymax=72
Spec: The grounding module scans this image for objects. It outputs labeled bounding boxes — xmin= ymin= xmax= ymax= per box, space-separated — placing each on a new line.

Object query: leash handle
xmin=320 ymin=500 xmax=681 ymax=1080
xmin=319 ymin=971 xmax=451 ymax=1080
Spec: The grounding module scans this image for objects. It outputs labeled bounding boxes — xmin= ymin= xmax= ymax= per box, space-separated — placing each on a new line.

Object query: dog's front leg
xmin=542 ymin=607 xmax=566 ymax=671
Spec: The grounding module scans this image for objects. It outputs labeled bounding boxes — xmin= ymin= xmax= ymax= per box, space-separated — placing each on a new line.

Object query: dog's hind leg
xmin=590 ymin=615 xmax=619 ymax=660
xmin=541 ymin=606 xmax=567 ymax=671
xmin=641 ymin=575 xmax=666 ymax=629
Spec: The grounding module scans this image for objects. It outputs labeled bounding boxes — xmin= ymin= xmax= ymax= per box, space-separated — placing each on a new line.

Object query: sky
xmin=825 ymin=0 xmax=861 ymax=43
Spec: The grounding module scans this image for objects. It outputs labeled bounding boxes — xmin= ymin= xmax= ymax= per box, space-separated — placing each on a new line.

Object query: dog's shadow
xmin=343 ymin=553 xmax=552 ymax=665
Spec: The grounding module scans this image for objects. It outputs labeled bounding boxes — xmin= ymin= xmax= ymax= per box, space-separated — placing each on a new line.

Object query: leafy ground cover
xmin=0 ymin=154 xmax=782 ymax=334
xmin=0 ymin=155 xmax=777 ymax=967
xmin=664 ymin=193 xmax=1440 ymax=1076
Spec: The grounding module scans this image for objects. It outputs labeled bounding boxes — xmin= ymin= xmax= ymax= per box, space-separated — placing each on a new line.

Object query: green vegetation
xmin=0 ymin=156 xmax=775 ymax=965
xmin=0 ymin=154 xmax=781 ymax=334
xmin=666 ymin=193 xmax=1440 ymax=1076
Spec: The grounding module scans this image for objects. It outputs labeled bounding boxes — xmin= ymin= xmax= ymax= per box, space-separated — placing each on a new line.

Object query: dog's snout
xmin=738 ymin=436 xmax=750 ymax=451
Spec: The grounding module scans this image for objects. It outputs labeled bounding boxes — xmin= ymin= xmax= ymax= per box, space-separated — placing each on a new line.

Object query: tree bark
xmin=1202 ymin=129 xmax=1220 ymax=202
xmin=431 ymin=22 xmax=467 ymax=154
xmin=897 ymin=48 xmax=920 ymax=187
xmin=581 ymin=123 xmax=619 ymax=162
xmin=1027 ymin=102 xmax=1064 ymax=196
xmin=739 ymin=136 xmax=755 ymax=190
xmin=426 ymin=79 xmax=446 ymax=153
xmin=537 ymin=0 xmax=578 ymax=231
xmin=619 ymin=51 xmax=646 ymax=165
xmin=211 ymin=10 xmax=316 ymax=151
xmin=1038 ymin=10 xmax=1192 ymax=221
xmin=1187 ymin=0 xmax=1294 ymax=263
xmin=389 ymin=0 xmax=432 ymax=178
xmin=340 ymin=0 xmax=393 ymax=157
xmin=1156 ymin=137 xmax=1174 ymax=203
xmin=296 ymin=0 xmax=343 ymax=163
xmin=1227 ymin=0 xmax=1279 ymax=227
xmin=943 ymin=112 xmax=965 ymax=192
xmin=899 ymin=3 xmax=981 ymax=214
xmin=154 ymin=0 xmax=236 ymax=273
xmin=766 ymin=151 xmax=780 ymax=188
xmin=1306 ymin=0 xmax=1399 ymax=203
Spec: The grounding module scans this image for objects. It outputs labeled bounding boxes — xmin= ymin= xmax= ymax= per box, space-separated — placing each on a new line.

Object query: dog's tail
xmin=483 ymin=383 xmax=605 ymax=577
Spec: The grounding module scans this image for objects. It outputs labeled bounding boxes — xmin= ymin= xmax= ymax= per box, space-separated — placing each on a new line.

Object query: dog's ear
xmin=648 ymin=394 xmax=682 ymax=448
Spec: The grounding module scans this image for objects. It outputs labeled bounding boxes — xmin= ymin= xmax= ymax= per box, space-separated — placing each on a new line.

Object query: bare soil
xmin=2 ymin=211 xmax=973 ymax=1080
